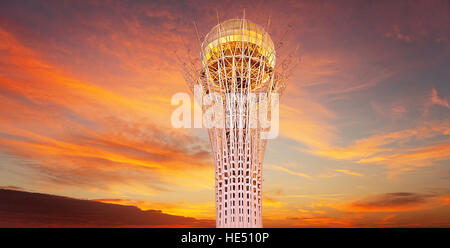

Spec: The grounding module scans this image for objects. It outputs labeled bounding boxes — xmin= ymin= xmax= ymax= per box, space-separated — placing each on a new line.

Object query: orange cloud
xmin=0 ymin=26 xmax=214 ymax=196
xmin=312 ymin=119 xmax=450 ymax=174
xmin=440 ymin=196 xmax=450 ymax=206
xmin=288 ymin=215 xmax=356 ymax=228
xmin=263 ymin=196 xmax=284 ymax=208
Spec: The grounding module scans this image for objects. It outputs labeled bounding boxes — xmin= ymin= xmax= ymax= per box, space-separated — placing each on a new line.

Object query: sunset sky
xmin=0 ymin=0 xmax=449 ymax=227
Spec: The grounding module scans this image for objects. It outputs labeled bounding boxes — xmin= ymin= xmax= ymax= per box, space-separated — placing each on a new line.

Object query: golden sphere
xmin=201 ymin=19 xmax=275 ymax=92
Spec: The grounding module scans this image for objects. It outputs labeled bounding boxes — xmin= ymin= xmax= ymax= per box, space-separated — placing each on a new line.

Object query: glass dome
xmin=200 ymin=19 xmax=276 ymax=92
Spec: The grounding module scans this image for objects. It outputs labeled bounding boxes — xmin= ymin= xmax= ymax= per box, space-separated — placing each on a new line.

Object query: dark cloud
xmin=349 ymin=192 xmax=436 ymax=212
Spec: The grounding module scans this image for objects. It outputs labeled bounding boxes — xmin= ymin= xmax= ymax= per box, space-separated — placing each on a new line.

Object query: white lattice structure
xmin=181 ymin=17 xmax=293 ymax=228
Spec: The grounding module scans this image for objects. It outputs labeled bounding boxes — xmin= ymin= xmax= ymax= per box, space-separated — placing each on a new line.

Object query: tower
xmin=182 ymin=17 xmax=291 ymax=228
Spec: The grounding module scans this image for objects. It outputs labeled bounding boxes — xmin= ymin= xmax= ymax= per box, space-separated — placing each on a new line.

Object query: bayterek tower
xmin=184 ymin=18 xmax=289 ymax=228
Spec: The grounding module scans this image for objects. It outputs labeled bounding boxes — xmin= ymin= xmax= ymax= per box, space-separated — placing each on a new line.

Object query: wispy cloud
xmin=431 ymin=88 xmax=450 ymax=109
xmin=312 ymin=119 xmax=450 ymax=175
xmin=318 ymin=169 xmax=364 ymax=178
xmin=267 ymin=165 xmax=311 ymax=179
